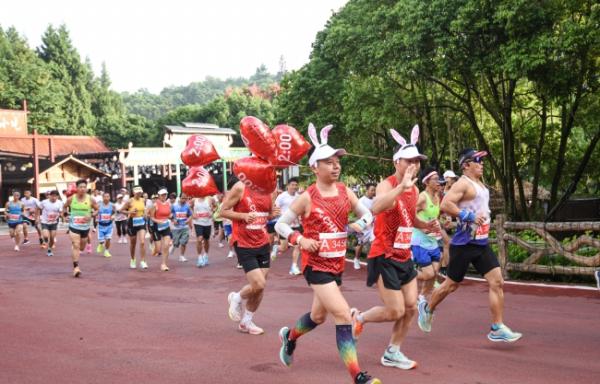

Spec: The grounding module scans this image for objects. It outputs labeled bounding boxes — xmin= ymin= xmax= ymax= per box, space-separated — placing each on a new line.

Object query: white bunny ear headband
xmin=307 ymin=123 xmax=347 ymax=167
xmin=390 ymin=124 xmax=427 ymax=162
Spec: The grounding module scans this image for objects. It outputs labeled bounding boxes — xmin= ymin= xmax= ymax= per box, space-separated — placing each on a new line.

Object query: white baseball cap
xmin=443 ymin=170 xmax=458 ymax=179
xmin=390 ymin=125 xmax=427 ymax=162
xmin=116 ymin=194 xmax=123 ymax=199
xmin=132 ymin=186 xmax=143 ymax=194
xmin=157 ymin=188 xmax=168 ymax=195
xmin=307 ymin=123 xmax=347 ymax=167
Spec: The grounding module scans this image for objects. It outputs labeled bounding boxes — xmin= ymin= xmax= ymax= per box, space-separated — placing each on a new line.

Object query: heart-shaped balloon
xmin=233 ymin=156 xmax=277 ymax=194
xmin=182 ymin=166 xmax=219 ymax=197
xmin=239 ymin=116 xmax=277 ymax=162
xmin=65 ymin=182 xmax=77 ymax=197
xmin=180 ymin=135 xmax=220 ymax=167
xmin=270 ymin=124 xmax=312 ymax=168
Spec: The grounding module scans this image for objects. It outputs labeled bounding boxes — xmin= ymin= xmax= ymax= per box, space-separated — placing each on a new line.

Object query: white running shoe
xmin=129 ymin=259 xmax=137 ymax=269
xmin=140 ymin=260 xmax=148 ymax=269
xmin=238 ymin=320 xmax=264 ymax=335
xmin=179 ymin=255 xmax=188 ymax=262
xmin=218 ymin=242 xmax=224 ymax=248
xmin=203 ymin=254 xmax=209 ymax=266
xmin=228 ymin=292 xmax=243 ymax=322
xmin=14 ymin=245 xmax=20 ymax=251
xmin=381 ymin=349 xmax=418 ymax=370
xmin=289 ymin=264 xmax=301 ymax=276
xmin=227 ymin=250 xmax=235 ymax=258
xmin=353 ymin=258 xmax=361 ymax=270
xmin=270 ymin=244 xmax=279 ymax=261
xmin=123 ymin=237 xmax=128 ymax=244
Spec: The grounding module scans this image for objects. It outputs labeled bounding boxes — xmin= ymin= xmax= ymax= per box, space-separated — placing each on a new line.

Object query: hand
xmin=349 ymin=222 xmax=362 ymax=233
xmin=299 ymin=237 xmax=321 ymax=252
xmin=400 ymin=164 xmax=418 ymax=191
xmin=244 ymin=212 xmax=257 ymax=223
xmin=475 ymin=213 xmax=487 ymax=226
xmin=272 ymin=206 xmax=281 ymax=217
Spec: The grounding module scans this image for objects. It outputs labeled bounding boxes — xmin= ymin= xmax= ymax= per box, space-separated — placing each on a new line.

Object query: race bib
xmin=318 ymin=232 xmax=348 ymax=258
xmin=132 ymin=217 xmax=145 ymax=227
xmin=474 ymin=220 xmax=491 ymax=240
xmin=176 ymin=212 xmax=188 ymax=220
xmin=246 ymin=212 xmax=269 ymax=230
xmin=393 ymin=227 xmax=413 ymax=249
xmin=194 ymin=211 xmax=210 ymax=219
xmin=47 ymin=212 xmax=59 ymax=223
xmin=8 ymin=213 xmax=21 ymax=222
xmin=73 ymin=216 xmax=88 ymax=225
xmin=157 ymin=221 xmax=170 ymax=231
xmin=100 ymin=214 xmax=112 ymax=222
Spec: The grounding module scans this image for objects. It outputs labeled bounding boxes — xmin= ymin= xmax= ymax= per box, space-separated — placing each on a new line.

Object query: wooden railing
xmin=496 ymin=215 xmax=600 ymax=276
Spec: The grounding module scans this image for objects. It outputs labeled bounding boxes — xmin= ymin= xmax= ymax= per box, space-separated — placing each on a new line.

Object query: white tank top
xmin=192 ymin=197 xmax=213 ymax=226
xmin=458 ymin=176 xmax=491 ymax=217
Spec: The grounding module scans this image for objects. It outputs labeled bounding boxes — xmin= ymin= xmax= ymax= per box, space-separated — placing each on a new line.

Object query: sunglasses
xmin=466 ymin=156 xmax=484 ymax=164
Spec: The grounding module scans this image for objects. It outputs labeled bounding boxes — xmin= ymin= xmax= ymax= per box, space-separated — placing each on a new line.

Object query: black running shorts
xmin=234 ymin=243 xmax=271 ymax=273
xmin=447 ymin=243 xmax=500 ymax=283
xmin=367 ymin=255 xmax=417 ymax=290
xmin=303 ymin=266 xmax=342 ymax=286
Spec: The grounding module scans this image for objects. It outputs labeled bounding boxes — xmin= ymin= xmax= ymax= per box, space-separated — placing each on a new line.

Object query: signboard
xmin=0 ymin=109 xmax=27 ymax=135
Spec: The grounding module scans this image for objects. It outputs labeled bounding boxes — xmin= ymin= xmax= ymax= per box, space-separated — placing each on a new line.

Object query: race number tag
xmin=176 ymin=212 xmax=188 ymax=220
xmin=47 ymin=212 xmax=59 ymax=223
xmin=73 ymin=216 xmax=88 ymax=225
xmin=393 ymin=227 xmax=413 ymax=249
xmin=474 ymin=219 xmax=491 ymax=240
xmin=194 ymin=211 xmax=210 ymax=219
xmin=157 ymin=221 xmax=170 ymax=231
xmin=246 ymin=212 xmax=269 ymax=230
xmin=100 ymin=214 xmax=112 ymax=222
xmin=8 ymin=214 xmax=21 ymax=222
xmin=318 ymin=232 xmax=348 ymax=258
xmin=132 ymin=217 xmax=145 ymax=227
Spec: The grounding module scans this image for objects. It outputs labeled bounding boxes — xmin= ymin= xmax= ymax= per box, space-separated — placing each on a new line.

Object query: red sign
xmin=0 ymin=109 xmax=27 ymax=135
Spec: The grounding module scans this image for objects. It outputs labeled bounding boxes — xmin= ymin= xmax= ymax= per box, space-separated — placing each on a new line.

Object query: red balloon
xmin=233 ymin=156 xmax=277 ymax=194
xmin=182 ymin=166 xmax=219 ymax=197
xmin=180 ymin=135 xmax=220 ymax=167
xmin=270 ymin=124 xmax=312 ymax=168
xmin=239 ymin=116 xmax=277 ymax=162
xmin=66 ymin=183 xmax=77 ymax=197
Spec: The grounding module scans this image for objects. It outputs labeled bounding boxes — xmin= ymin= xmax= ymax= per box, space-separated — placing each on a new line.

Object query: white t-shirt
xmin=275 ymin=191 xmax=299 ymax=227
xmin=358 ymin=196 xmax=374 ymax=211
xmin=39 ymin=199 xmax=64 ymax=224
xmin=192 ymin=197 xmax=213 ymax=226
xmin=21 ymin=197 xmax=39 ymax=219
xmin=114 ymin=201 xmax=127 ymax=221
xmin=93 ymin=195 xmax=103 ymax=205
xmin=358 ymin=195 xmax=375 ymax=238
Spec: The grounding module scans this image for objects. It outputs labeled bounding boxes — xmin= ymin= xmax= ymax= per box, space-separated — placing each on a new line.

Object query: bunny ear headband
xmin=390 ymin=124 xmax=427 ymax=162
xmin=307 ymin=123 xmax=347 ymax=167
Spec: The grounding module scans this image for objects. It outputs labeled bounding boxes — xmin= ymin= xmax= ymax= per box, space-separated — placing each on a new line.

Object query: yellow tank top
xmin=130 ymin=198 xmax=145 ymax=218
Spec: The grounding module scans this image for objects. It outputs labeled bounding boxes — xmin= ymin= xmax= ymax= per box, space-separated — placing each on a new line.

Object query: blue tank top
xmin=7 ymin=201 xmax=23 ymax=224
xmin=172 ymin=203 xmax=192 ymax=229
xmin=98 ymin=202 xmax=113 ymax=226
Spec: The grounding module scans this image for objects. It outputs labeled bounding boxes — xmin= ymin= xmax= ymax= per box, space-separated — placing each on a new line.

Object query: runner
xmin=96 ymin=192 xmax=116 ymax=258
xmin=349 ymin=126 xmax=434 ymax=371
xmin=121 ymin=186 xmax=148 ymax=270
xmin=148 ymin=188 xmax=173 ymax=271
xmin=114 ymin=194 xmax=128 ymax=243
xmin=21 ymin=189 xmax=42 ymax=246
xmin=63 ymin=179 xmax=99 ymax=277
xmin=221 ymin=177 xmax=280 ymax=336
xmin=147 ymin=194 xmax=160 ymax=257
xmin=440 ymin=170 xmax=459 ymax=274
xmin=411 ymin=167 xmax=444 ymax=302
xmin=352 ymin=183 xmax=376 ymax=270
xmin=170 ymin=193 xmax=193 ymax=262
xmin=5 ymin=191 xmax=25 ymax=251
xmin=417 ymin=148 xmax=523 ymax=343
xmin=213 ymin=194 xmax=225 ymax=247
xmin=275 ymin=124 xmax=381 ymax=384
xmin=38 ymin=190 xmax=64 ymax=256
xmin=190 ymin=195 xmax=216 ymax=267
xmin=275 ymin=178 xmax=302 ymax=275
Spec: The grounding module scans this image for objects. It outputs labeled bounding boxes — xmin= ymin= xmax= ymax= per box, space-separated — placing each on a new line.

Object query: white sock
xmin=387 ymin=344 xmax=400 ymax=353
xmin=357 ymin=313 xmax=365 ymax=323
xmin=242 ymin=310 xmax=254 ymax=324
xmin=232 ymin=292 xmax=242 ymax=303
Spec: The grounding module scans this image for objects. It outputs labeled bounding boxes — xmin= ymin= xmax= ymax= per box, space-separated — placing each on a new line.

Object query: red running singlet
xmin=301 ymin=182 xmax=351 ymax=274
xmin=369 ymin=175 xmax=418 ymax=262
xmin=232 ymin=186 xmax=272 ymax=248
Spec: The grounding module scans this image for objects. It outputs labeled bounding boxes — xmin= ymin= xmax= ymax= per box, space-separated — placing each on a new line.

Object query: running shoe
xmin=103 ymin=250 xmax=112 ymax=258
xmin=227 ymin=250 xmax=235 ymax=258
xmin=350 ymin=308 xmax=364 ymax=340
xmin=354 ymin=258 xmax=361 ymax=270
xmin=203 ymin=254 xmax=209 ymax=266
xmin=595 ymin=270 xmax=600 ymax=290
xmin=227 ymin=292 xmax=243 ymax=322
xmin=238 ymin=320 xmax=264 ymax=335
xmin=218 ymin=242 xmax=224 ymax=248
xmin=270 ymin=245 xmax=278 ymax=261
xmin=85 ymin=243 xmax=92 ymax=254
xmin=23 ymin=239 xmax=30 ymax=245
xmin=417 ymin=300 xmax=433 ymax=333
xmin=129 ymin=259 xmax=137 ymax=269
xmin=487 ymin=324 xmax=522 ymax=343
xmin=278 ymin=326 xmax=296 ymax=367
xmin=123 ymin=237 xmax=128 ymax=244
xmin=96 ymin=244 xmax=104 ymax=253
xmin=381 ymin=349 xmax=417 ymax=370
xmin=354 ymin=371 xmax=381 ymax=384
xmin=73 ymin=266 xmax=82 ymax=278
xmin=196 ymin=255 xmax=205 ymax=268
xmin=140 ymin=260 xmax=149 ymax=269
xmin=236 ymin=263 xmax=243 ymax=269
xmin=289 ymin=264 xmax=301 ymax=276
xmin=14 ymin=245 xmax=20 ymax=251
xmin=47 ymin=250 xmax=53 ymax=257
xmin=179 ymin=255 xmax=188 ymax=262
xmin=161 ymin=264 xmax=170 ymax=272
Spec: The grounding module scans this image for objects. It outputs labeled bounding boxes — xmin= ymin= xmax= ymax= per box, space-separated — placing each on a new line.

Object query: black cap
xmin=458 ymin=148 xmax=488 ymax=167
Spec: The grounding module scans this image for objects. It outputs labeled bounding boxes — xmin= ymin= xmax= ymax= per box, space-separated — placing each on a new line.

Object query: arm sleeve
xmin=274 ymin=209 xmax=299 ymax=240
xmin=352 ymin=201 xmax=374 ymax=231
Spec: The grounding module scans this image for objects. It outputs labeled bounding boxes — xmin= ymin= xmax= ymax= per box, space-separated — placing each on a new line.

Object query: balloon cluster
xmin=235 ymin=116 xmax=311 ymax=194
xmin=180 ymin=135 xmax=220 ymax=197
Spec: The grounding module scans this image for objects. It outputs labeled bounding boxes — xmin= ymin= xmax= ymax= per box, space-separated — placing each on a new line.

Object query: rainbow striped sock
xmin=289 ymin=312 xmax=319 ymax=341
xmin=336 ymin=324 xmax=361 ymax=379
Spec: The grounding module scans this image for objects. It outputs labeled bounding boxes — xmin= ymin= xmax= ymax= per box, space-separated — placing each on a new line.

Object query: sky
xmin=1 ymin=0 xmax=348 ymax=93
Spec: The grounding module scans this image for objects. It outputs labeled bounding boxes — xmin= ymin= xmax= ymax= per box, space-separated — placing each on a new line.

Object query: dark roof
xmin=0 ymin=135 xmax=110 ymax=157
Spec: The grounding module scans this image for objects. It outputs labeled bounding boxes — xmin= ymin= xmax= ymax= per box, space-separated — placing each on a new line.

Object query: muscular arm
xmin=219 ymin=182 xmax=248 ymax=222
xmin=440 ymin=180 xmax=468 ymax=218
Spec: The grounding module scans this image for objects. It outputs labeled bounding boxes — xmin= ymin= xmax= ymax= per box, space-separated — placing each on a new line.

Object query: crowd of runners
xmin=3 ymin=123 xmax=532 ymax=384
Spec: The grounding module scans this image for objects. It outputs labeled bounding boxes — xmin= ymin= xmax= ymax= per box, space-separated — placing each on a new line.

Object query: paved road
xmin=1 ymin=232 xmax=598 ymax=384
